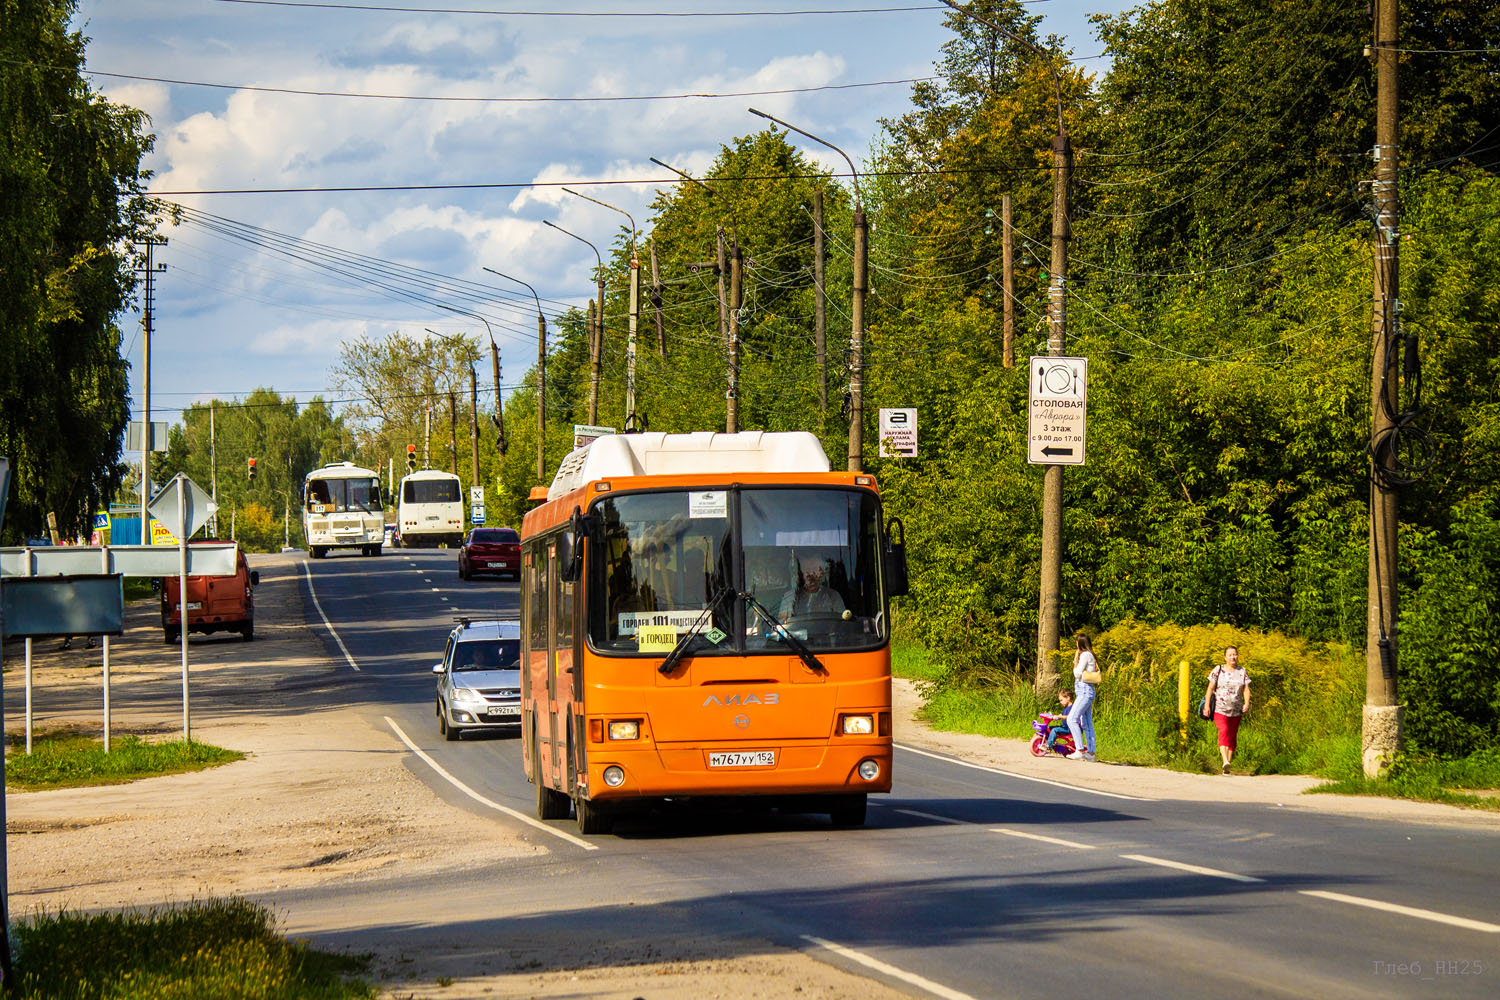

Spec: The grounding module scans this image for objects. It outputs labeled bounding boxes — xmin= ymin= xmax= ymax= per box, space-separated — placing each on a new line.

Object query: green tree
xmin=0 ymin=0 xmax=156 ymax=542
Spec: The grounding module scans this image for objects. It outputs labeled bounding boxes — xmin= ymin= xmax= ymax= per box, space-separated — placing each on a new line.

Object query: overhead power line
xmin=73 ymin=66 xmax=935 ymax=104
xmin=212 ymin=0 xmax=947 ymax=16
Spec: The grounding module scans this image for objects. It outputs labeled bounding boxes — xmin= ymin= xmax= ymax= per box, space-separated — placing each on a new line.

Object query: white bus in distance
xmin=303 ymin=462 xmax=385 ymax=558
xmin=398 ymin=469 xmax=465 ymax=547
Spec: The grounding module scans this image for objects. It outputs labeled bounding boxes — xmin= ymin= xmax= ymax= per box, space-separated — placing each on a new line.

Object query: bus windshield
xmin=403 ymin=479 xmax=461 ymax=504
xmin=306 ymin=477 xmax=382 ymax=513
xmin=589 ymin=487 xmax=886 ymax=654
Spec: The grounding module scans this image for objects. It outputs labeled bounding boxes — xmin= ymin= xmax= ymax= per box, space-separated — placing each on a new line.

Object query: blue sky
xmin=72 ymin=1 xmax=1134 ymax=444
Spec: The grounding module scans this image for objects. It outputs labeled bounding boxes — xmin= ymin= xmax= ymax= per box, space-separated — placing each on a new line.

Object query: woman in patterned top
xmin=1207 ymin=645 xmax=1251 ymax=774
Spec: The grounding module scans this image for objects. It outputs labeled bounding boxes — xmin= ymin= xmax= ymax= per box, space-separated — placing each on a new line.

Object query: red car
xmin=458 ymin=527 xmax=521 ymax=581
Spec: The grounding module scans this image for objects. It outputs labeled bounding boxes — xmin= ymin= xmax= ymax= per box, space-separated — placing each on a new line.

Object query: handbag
xmin=1197 ymin=668 xmax=1219 ymax=720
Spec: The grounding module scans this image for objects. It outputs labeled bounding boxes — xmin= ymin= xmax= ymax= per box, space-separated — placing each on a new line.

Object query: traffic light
xmin=406 ymin=444 xmax=417 ymax=473
xmin=247 ymin=457 xmax=257 ymax=482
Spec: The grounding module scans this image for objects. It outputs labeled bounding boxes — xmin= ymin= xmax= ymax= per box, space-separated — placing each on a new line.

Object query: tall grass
xmin=10 ymin=898 xmax=372 ymax=999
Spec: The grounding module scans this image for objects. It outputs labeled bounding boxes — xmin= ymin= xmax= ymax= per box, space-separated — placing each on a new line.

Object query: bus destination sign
xmin=1027 ymin=356 xmax=1088 ymax=465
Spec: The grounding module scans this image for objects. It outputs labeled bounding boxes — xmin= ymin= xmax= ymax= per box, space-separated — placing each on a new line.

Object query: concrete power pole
xmin=448 ymin=388 xmax=458 ymax=476
xmin=536 ymin=310 xmax=547 ymax=482
xmin=1002 ymin=193 xmax=1015 ymax=369
xmin=1364 ymin=0 xmax=1403 ymax=778
xmin=727 ymin=240 xmax=743 ymax=433
xmin=1035 ymin=130 xmax=1074 ymax=693
xmin=469 ymin=366 xmax=480 ymax=492
xmin=490 ymin=339 xmax=508 ymax=456
xmin=849 ymin=204 xmax=867 ymax=472
xmin=134 ymin=236 xmax=166 ymax=540
xmin=650 ymin=239 xmax=666 ymax=358
xmin=627 ymin=254 xmax=639 ymax=421
xmin=814 ymin=190 xmax=828 ymax=416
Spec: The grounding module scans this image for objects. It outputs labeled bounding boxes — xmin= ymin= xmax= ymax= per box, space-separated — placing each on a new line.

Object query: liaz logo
xmin=702 ymin=693 xmax=780 ymax=707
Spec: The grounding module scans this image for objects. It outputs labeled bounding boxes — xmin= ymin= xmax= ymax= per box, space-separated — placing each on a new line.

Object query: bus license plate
xmin=485 ymin=705 xmax=521 ymax=717
xmin=709 ymin=751 xmax=776 ymax=768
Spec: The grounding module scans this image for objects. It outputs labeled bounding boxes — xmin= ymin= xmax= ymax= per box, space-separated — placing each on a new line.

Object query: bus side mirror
xmin=249 ymin=570 xmax=260 ymax=586
xmin=559 ymin=507 xmax=587 ymax=582
xmin=884 ymin=517 xmax=909 ymax=597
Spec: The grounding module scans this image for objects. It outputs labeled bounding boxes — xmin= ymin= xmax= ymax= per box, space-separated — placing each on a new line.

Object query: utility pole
xmin=448 ymin=388 xmax=458 ymax=476
xmin=1002 ymin=193 xmax=1015 ymax=368
xmin=585 ymin=300 xmax=599 ymax=423
xmin=560 ymin=189 xmax=637 ymax=424
xmin=650 ymin=239 xmax=666 ymax=358
xmin=490 ymin=338 xmax=508 ymax=456
xmin=541 ymin=218 xmax=606 ymax=425
xmin=717 ymin=228 xmax=730 ymax=348
xmin=423 ymin=396 xmax=431 ymax=469
xmin=1364 ymin=0 xmax=1403 ymax=777
xmin=469 ymin=366 xmax=480 ymax=492
xmin=483 ymin=267 xmax=547 ymax=482
xmin=814 ymin=190 xmax=828 ymax=415
xmin=593 ymin=273 xmax=605 ymax=424
xmin=134 ymin=236 xmax=166 ymax=541
xmin=728 ymin=239 xmax=743 ymax=432
xmin=209 ymin=402 xmax=218 ymax=536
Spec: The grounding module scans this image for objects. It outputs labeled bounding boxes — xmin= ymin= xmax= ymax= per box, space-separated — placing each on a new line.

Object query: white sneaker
xmin=1065 ymin=750 xmax=1085 ymax=760
xmin=1083 ymin=752 xmax=1096 ymax=761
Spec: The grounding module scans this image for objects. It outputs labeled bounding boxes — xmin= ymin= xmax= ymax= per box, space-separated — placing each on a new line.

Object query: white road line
xmin=1299 ymin=890 xmax=1500 ymax=934
xmin=802 ymin=936 xmax=977 ymax=1000
xmin=1120 ymin=854 xmax=1264 ymax=883
xmin=991 ymin=827 xmax=1096 ymax=850
xmin=892 ymin=807 xmax=966 ymax=825
xmin=301 ymin=561 xmax=359 ymax=672
xmin=896 ymin=744 xmax=1151 ymax=801
xmin=384 ymin=716 xmax=597 ymax=851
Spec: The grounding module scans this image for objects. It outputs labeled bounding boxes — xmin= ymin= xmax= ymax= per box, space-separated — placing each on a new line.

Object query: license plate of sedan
xmin=709 ymin=751 xmax=776 ymax=768
xmin=485 ymin=705 xmax=521 ymax=717
xmin=486 ymin=561 xmax=507 ymax=568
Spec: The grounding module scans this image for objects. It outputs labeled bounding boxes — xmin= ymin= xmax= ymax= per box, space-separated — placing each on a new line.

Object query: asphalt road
xmin=294 ymin=547 xmax=1500 ymax=1000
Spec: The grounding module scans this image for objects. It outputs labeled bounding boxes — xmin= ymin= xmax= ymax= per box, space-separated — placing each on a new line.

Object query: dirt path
xmin=4 ymin=552 xmax=1494 ymax=999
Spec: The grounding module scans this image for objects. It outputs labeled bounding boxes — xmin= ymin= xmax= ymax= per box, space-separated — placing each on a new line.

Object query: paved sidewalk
xmin=892 ymin=678 xmax=1500 ymax=828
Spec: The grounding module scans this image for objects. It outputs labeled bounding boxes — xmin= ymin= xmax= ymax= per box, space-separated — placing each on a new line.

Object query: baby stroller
xmin=1030 ymin=711 xmax=1077 ymax=758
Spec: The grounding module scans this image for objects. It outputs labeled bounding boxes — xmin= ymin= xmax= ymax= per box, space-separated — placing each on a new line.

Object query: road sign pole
xmin=178 ymin=476 xmax=190 ymax=743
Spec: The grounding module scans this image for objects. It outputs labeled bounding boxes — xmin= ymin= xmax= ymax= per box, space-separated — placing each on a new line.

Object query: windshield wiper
xmin=742 ymin=592 xmax=827 ymax=675
xmin=657 ymin=585 xmax=735 ymax=676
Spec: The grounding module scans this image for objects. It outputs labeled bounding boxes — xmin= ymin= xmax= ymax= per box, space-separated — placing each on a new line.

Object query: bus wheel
xmin=575 ymin=794 xmax=614 ymax=836
xmin=829 ymin=793 xmax=867 ymax=828
xmin=537 ymin=778 xmax=571 ymax=821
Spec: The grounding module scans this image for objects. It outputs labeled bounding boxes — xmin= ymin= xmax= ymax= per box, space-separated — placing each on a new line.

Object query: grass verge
xmin=6 ymin=732 xmax=243 ymax=791
xmin=892 ymin=638 xmax=1500 ymax=807
xmin=10 ymin=897 xmax=373 ymax=999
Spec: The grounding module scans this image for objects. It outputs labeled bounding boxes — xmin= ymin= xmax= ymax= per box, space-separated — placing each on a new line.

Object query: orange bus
xmin=520 ymin=431 xmax=908 ymax=835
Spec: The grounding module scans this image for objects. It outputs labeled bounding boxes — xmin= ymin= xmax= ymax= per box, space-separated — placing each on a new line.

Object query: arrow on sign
xmin=1040 ymin=446 xmax=1075 ymax=457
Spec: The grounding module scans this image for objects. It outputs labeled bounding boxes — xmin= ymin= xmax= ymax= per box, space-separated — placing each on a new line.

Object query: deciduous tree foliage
xmin=0 ymin=0 xmax=155 ymax=542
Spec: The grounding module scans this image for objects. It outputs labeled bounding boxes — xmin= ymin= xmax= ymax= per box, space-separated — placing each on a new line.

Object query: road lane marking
xmin=1299 ymin=890 xmax=1500 ymax=933
xmin=301 ymin=561 xmax=359 ymax=672
xmin=992 ymin=827 xmax=1096 ymax=849
xmin=801 ymin=936 xmax=977 ymax=1000
xmin=896 ymin=744 xmax=1151 ymax=801
xmin=384 ymin=716 xmax=597 ymax=851
xmin=892 ymin=808 xmax=966 ymax=825
xmin=1120 ymin=854 xmax=1264 ymax=883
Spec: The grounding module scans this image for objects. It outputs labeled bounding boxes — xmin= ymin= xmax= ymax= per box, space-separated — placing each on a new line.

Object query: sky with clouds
xmin=71 ymin=1 xmax=1131 ymax=443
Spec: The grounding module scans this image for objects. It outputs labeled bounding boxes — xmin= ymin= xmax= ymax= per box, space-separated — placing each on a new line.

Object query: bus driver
xmin=779 ymin=555 xmax=846 ymax=623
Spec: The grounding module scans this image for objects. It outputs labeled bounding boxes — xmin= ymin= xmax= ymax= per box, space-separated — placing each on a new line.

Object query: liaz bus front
xmin=520 ymin=432 xmax=909 ymax=834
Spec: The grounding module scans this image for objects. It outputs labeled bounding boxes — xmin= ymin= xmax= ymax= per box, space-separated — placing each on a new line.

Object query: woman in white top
xmin=1066 ymin=634 xmax=1101 ymax=760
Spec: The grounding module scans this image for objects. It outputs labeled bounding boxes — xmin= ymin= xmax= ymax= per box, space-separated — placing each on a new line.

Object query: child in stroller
xmin=1030 ymin=689 xmax=1077 ymax=757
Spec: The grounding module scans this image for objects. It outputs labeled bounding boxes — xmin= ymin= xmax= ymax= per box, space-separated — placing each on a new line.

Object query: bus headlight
xmin=608 ymin=720 xmax=640 ymax=741
xmin=841 ymin=714 xmax=875 ymax=735
xmin=603 ymin=766 xmax=626 ymax=787
xmin=858 ymin=759 xmax=881 ymax=781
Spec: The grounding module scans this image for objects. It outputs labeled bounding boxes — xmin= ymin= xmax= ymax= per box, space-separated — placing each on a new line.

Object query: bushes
xmin=914 ymin=621 xmax=1365 ymax=775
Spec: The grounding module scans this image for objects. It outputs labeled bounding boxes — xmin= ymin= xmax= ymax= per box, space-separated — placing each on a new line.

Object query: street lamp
xmin=563 ymin=188 xmax=642 ymax=423
xmin=652 ymin=156 xmax=743 ymax=433
xmin=482 ymin=267 xmax=548 ymax=484
xmin=748 ymin=107 xmax=867 ymax=472
xmin=542 ymin=219 xmax=606 ymax=425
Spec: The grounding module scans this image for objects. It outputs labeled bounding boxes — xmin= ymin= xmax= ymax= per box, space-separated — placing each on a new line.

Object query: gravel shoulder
xmin=3 ymin=551 xmax=1493 ymax=999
